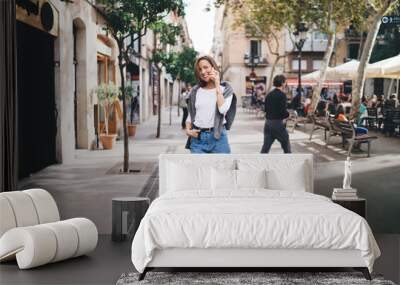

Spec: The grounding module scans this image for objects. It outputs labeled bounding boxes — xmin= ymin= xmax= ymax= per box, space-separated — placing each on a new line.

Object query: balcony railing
xmin=244 ymin=57 xmax=268 ymax=67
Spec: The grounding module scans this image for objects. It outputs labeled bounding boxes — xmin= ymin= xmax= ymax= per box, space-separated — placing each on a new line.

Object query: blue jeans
xmin=355 ymin=126 xmax=368 ymax=135
xmin=190 ymin=128 xmax=231 ymax=154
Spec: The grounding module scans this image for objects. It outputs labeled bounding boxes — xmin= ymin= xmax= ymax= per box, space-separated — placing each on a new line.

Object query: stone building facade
xmin=15 ymin=0 xmax=190 ymax=178
xmin=211 ymin=5 xmax=351 ymax=101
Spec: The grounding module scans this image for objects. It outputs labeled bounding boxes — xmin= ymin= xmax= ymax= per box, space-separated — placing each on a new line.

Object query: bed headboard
xmin=159 ymin=154 xmax=314 ymax=196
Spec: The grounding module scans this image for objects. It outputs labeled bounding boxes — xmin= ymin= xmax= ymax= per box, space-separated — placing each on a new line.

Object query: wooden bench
xmin=330 ymin=119 xmax=378 ymax=157
xmin=309 ymin=114 xmax=330 ymax=141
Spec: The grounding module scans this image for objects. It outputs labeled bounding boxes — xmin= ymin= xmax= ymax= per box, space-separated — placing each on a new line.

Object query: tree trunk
xmin=177 ymin=80 xmax=181 ymax=116
xmin=104 ymin=105 xmax=109 ymax=134
xmin=118 ymin=48 xmax=129 ymax=172
xmin=156 ymin=68 xmax=161 ymax=138
xmin=357 ymin=30 xmax=364 ymax=61
xmin=309 ymin=32 xmax=336 ymax=114
xmin=351 ymin=11 xmax=386 ymax=119
xmin=169 ymin=82 xmax=172 ymax=126
xmin=266 ymin=55 xmax=283 ymax=93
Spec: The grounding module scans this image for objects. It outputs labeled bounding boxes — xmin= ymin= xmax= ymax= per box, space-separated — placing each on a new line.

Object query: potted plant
xmin=96 ymin=83 xmax=119 ymax=149
xmin=125 ymin=85 xmax=138 ymax=137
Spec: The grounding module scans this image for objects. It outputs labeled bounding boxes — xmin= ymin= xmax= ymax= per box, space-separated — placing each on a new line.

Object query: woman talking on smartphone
xmin=185 ymin=55 xmax=236 ymax=154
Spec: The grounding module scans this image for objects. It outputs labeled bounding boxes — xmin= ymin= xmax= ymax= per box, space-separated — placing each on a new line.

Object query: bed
xmin=131 ymin=154 xmax=380 ymax=280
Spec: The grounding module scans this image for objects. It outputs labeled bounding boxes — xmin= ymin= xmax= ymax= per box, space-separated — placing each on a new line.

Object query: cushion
xmin=211 ymin=168 xmax=236 ymax=191
xmin=236 ymin=169 xmax=267 ymax=189
xmin=237 ymin=159 xmax=308 ymax=192
xmin=0 ymin=192 xmax=39 ymax=227
xmin=0 ymin=196 xmax=17 ymax=237
xmin=24 ymin=189 xmax=60 ymax=224
xmin=167 ymin=162 xmax=212 ymax=191
xmin=266 ymin=162 xmax=307 ymax=191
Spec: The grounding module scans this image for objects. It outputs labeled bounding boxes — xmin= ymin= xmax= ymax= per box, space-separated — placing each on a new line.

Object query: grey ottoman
xmin=112 ymin=197 xmax=150 ymax=242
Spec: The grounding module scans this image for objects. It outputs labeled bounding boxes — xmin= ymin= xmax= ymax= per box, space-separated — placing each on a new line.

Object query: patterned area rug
xmin=116 ymin=271 xmax=396 ymax=285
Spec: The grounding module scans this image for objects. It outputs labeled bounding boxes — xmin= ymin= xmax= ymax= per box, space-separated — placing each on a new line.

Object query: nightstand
xmin=332 ymin=198 xmax=366 ymax=218
xmin=112 ymin=197 xmax=150 ymax=242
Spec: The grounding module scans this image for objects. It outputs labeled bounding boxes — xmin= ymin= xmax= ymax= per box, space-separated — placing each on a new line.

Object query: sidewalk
xmin=18 ymin=106 xmax=400 ymax=234
xmin=18 ymin=107 xmax=188 ymax=234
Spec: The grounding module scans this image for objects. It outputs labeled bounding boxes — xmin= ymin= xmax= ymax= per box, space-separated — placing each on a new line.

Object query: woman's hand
xmin=186 ymin=129 xmax=200 ymax=138
xmin=208 ymin=68 xmax=220 ymax=87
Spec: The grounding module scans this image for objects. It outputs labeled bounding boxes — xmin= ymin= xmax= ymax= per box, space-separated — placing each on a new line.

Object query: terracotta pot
xmin=100 ymin=134 xmax=117 ymax=150
xmin=127 ymin=124 xmax=137 ymax=137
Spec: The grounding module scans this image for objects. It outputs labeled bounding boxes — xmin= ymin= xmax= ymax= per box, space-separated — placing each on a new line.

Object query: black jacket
xmin=264 ymin=88 xmax=289 ymax=120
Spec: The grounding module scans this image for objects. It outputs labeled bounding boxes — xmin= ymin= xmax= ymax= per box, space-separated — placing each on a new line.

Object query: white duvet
xmin=131 ymin=190 xmax=380 ymax=273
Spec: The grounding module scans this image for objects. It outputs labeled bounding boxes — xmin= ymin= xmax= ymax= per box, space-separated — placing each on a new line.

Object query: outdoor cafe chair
xmin=366 ymin=107 xmax=378 ymax=129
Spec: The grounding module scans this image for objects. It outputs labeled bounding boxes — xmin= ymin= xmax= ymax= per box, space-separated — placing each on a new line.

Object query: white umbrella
xmin=328 ymin=60 xmax=359 ymax=80
xmin=302 ymin=70 xmax=322 ymax=80
xmin=367 ymin=54 xmax=400 ymax=79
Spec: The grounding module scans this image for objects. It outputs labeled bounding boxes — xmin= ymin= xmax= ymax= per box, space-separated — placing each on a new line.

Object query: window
xmin=348 ymin=43 xmax=360 ymax=60
xmin=313 ymin=60 xmax=323 ymax=70
xmin=292 ymin=59 xmax=307 ymax=71
xmin=313 ymin=32 xmax=328 ymax=41
xmin=97 ymin=60 xmax=105 ymax=84
xmin=107 ymin=61 xmax=115 ymax=83
xmin=97 ymin=54 xmax=115 ymax=84
xmin=250 ymin=40 xmax=261 ymax=58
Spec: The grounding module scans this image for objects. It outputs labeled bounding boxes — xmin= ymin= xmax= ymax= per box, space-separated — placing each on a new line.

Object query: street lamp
xmin=244 ymin=52 xmax=260 ymax=103
xmin=293 ymin=22 xmax=308 ymax=110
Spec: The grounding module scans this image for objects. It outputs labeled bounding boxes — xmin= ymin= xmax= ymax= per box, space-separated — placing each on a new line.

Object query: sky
xmin=184 ymin=0 xmax=216 ymax=55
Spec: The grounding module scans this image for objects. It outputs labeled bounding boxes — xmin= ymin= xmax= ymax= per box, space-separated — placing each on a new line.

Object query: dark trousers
xmin=261 ymin=119 xmax=291 ymax=153
xmin=181 ymin=107 xmax=188 ymax=129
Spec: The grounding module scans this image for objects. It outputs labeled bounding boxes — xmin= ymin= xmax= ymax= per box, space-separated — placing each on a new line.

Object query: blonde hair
xmin=194 ymin=55 xmax=220 ymax=87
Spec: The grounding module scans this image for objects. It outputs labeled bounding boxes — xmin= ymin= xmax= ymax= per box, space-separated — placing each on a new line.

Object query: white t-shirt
xmin=186 ymin=86 xmax=232 ymax=128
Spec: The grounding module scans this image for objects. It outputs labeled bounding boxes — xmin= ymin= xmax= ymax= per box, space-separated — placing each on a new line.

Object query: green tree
xmin=150 ymin=20 xmax=183 ymax=137
xmin=161 ymin=47 xmax=198 ymax=122
xmin=223 ymin=0 xmax=365 ymax=114
xmin=97 ymin=0 xmax=184 ymax=172
xmin=227 ymin=0 xmax=297 ymax=93
xmin=159 ymin=51 xmax=180 ymax=126
xmin=351 ymin=0 xmax=399 ymax=119
xmin=177 ymin=47 xmax=198 ymax=86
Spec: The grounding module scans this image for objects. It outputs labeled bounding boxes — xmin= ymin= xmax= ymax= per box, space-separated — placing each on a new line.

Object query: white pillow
xmin=211 ymin=168 xmax=237 ymax=191
xmin=237 ymin=159 xmax=309 ymax=192
xmin=266 ymin=162 xmax=307 ymax=191
xmin=167 ymin=162 xmax=211 ymax=191
xmin=236 ymin=169 xmax=267 ymax=189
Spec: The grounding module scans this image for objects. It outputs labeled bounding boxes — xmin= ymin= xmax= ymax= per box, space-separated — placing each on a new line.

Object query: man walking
xmin=260 ymin=74 xmax=291 ymax=154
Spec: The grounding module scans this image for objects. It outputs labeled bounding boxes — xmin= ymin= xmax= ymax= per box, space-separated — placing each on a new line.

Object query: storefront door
xmin=17 ymin=21 xmax=57 ymax=179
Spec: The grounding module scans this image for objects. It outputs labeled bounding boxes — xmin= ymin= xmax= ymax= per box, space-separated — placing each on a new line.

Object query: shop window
xmin=98 ymin=60 xmax=105 ymax=84
xmin=97 ymin=53 xmax=115 ymax=84
xmin=108 ymin=61 xmax=115 ymax=83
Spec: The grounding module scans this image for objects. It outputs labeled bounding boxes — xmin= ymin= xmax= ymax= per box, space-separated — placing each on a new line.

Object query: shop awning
xmin=286 ymin=78 xmax=343 ymax=87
